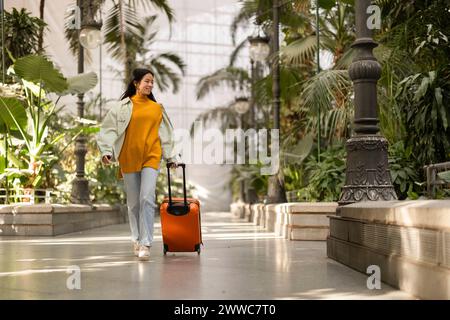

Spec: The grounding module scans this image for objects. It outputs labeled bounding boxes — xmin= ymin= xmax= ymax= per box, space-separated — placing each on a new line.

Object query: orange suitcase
xmin=160 ymin=163 xmax=202 ymax=255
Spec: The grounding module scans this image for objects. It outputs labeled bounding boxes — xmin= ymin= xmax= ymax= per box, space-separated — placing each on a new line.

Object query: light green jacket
xmin=97 ymin=99 xmax=178 ymax=164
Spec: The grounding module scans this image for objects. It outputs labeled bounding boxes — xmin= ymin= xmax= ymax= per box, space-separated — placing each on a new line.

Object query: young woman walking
xmin=97 ymin=68 xmax=178 ymax=260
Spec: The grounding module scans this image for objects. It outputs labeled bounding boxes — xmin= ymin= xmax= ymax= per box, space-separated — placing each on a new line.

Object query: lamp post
xmin=267 ymin=0 xmax=287 ymax=204
xmin=232 ymin=96 xmax=250 ymax=203
xmin=248 ymin=35 xmax=270 ymax=64
xmin=1 ymin=0 xmax=8 ymax=204
xmin=233 ymin=97 xmax=250 ymax=115
xmin=247 ymin=35 xmax=269 ymax=204
xmin=338 ymin=0 xmax=397 ymax=205
xmin=1 ymin=0 xmax=4 ymax=83
xmin=71 ymin=0 xmax=102 ymax=204
xmin=248 ymin=35 xmax=269 ymax=131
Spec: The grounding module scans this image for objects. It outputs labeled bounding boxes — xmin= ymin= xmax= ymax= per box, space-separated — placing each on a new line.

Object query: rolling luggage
xmin=160 ymin=163 xmax=202 ymax=255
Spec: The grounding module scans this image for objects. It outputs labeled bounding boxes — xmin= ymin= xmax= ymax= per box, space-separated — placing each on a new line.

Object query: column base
xmin=70 ymin=177 xmax=91 ymax=204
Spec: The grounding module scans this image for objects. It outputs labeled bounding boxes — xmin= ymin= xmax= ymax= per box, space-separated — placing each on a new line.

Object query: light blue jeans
xmin=122 ymin=167 xmax=159 ymax=246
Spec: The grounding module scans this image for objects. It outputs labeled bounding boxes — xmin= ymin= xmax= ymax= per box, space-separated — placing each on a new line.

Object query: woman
xmin=97 ymin=68 xmax=179 ymax=261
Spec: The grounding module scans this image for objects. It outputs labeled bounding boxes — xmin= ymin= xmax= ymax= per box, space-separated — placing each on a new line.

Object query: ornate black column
xmin=71 ymin=0 xmax=90 ymax=204
xmin=267 ymin=0 xmax=287 ymax=204
xmin=338 ymin=0 xmax=397 ymax=205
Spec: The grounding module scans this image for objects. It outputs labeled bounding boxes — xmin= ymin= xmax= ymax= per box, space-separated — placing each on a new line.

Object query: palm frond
xmin=229 ymin=38 xmax=249 ymax=67
xmin=230 ymin=0 xmax=260 ymax=45
xmin=196 ymin=67 xmax=250 ymax=100
xmin=281 ymin=35 xmax=318 ymax=66
xmin=147 ymin=59 xmax=180 ymax=93
xmin=190 ymin=104 xmax=240 ymax=135
xmin=300 ymin=69 xmax=352 ymax=115
xmin=109 ymin=14 xmax=185 ymax=93
xmin=321 ymin=100 xmax=353 ymax=143
xmin=130 ymin=0 xmax=174 ymax=22
xmin=104 ymin=2 xmax=142 ymax=60
xmin=154 ymin=52 xmax=186 ymax=76
xmin=334 ymin=47 xmax=355 ymax=69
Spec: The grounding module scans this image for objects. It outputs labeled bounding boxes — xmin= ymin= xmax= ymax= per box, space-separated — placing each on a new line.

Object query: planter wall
xmin=230 ymin=201 xmax=338 ymax=240
xmin=0 ymin=204 xmax=127 ymax=236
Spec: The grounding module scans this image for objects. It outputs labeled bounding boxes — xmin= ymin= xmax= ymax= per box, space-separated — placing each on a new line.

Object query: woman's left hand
xmin=167 ymin=162 xmax=178 ymax=169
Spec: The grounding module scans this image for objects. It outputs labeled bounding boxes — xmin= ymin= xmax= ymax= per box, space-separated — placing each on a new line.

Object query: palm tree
xmin=191 ymin=66 xmax=251 ymax=133
xmin=38 ymin=0 xmax=46 ymax=52
xmin=280 ymin=1 xmax=355 ymax=68
xmin=65 ymin=0 xmax=175 ymax=83
xmin=107 ymin=15 xmax=185 ymax=92
xmin=2 ymin=8 xmax=47 ymax=74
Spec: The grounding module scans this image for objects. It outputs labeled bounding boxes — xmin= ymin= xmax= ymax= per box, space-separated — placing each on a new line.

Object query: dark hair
xmin=120 ymin=68 xmax=156 ymax=102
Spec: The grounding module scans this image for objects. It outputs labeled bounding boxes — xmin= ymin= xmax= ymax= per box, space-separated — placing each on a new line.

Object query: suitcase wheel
xmin=163 ymin=244 xmax=168 ymax=255
xmin=195 ymin=244 xmax=201 ymax=255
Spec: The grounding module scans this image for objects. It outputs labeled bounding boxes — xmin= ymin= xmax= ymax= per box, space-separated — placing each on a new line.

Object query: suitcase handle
xmin=166 ymin=162 xmax=189 ymax=215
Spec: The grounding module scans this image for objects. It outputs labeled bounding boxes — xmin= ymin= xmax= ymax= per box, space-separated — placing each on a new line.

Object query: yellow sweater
xmin=118 ymin=95 xmax=163 ymax=174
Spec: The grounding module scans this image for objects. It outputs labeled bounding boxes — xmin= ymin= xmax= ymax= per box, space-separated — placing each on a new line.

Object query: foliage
xmin=0 ymin=55 xmax=97 ymax=195
xmin=294 ymin=143 xmax=346 ymax=202
xmin=387 ymin=141 xmax=421 ymax=200
xmin=230 ymin=164 xmax=269 ymax=201
xmin=396 ymin=70 xmax=450 ymax=167
xmin=65 ymin=0 xmax=176 ymax=86
xmin=196 ymin=67 xmax=250 ymax=100
xmin=106 ymin=15 xmax=186 ymax=91
xmin=1 ymin=8 xmax=47 ymax=78
xmin=85 ymin=138 xmax=126 ymax=204
xmin=377 ymin=0 xmax=450 ymax=169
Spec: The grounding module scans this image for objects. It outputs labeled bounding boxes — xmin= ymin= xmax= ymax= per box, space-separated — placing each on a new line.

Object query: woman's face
xmin=136 ymin=73 xmax=154 ymax=95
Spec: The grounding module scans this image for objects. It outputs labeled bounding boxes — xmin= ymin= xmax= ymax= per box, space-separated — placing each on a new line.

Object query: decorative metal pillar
xmin=71 ymin=0 xmax=90 ymax=203
xmin=338 ymin=0 xmax=397 ymax=205
xmin=245 ymin=59 xmax=259 ymax=204
xmin=1 ymin=0 xmax=4 ymax=83
xmin=1 ymin=0 xmax=8 ymax=204
xmin=267 ymin=0 xmax=287 ymax=204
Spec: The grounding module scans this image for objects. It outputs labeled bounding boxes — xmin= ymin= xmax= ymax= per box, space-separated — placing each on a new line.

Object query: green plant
xmin=377 ymin=0 xmax=450 ymax=166
xmin=396 ymin=70 xmax=450 ymax=166
xmin=1 ymin=8 xmax=47 ymax=78
xmin=295 ymin=143 xmax=346 ymax=202
xmin=0 ymin=55 xmax=97 ymax=194
xmin=230 ymin=164 xmax=269 ymax=202
xmin=388 ymin=141 xmax=421 ymax=200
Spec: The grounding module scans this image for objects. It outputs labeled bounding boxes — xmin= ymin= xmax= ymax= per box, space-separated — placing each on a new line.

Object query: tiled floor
xmin=0 ymin=211 xmax=415 ymax=299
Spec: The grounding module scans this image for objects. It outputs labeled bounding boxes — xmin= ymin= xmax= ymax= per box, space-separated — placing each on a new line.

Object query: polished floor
xmin=0 ymin=211 xmax=415 ymax=299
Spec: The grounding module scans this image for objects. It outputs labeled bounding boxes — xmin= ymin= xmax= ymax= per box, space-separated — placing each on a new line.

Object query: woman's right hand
xmin=102 ymin=155 xmax=112 ymax=165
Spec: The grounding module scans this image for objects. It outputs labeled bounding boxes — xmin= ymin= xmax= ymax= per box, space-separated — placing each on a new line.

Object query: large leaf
xmin=21 ymin=79 xmax=46 ymax=98
xmin=300 ymin=70 xmax=352 ymax=115
xmin=0 ymin=97 xmax=27 ymax=134
xmin=60 ymin=72 xmax=99 ymax=95
xmin=284 ymin=134 xmax=314 ymax=165
xmin=281 ymin=35 xmax=318 ymax=66
xmin=14 ymin=55 xmax=68 ymax=93
xmin=438 ymin=171 xmax=450 ymax=183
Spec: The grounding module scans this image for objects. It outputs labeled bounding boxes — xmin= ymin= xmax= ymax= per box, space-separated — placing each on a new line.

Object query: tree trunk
xmin=38 ymin=0 xmax=45 ymax=52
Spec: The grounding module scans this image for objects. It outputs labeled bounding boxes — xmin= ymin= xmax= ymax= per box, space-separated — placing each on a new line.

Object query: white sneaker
xmin=138 ymin=245 xmax=151 ymax=260
xmin=133 ymin=242 xmax=140 ymax=257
